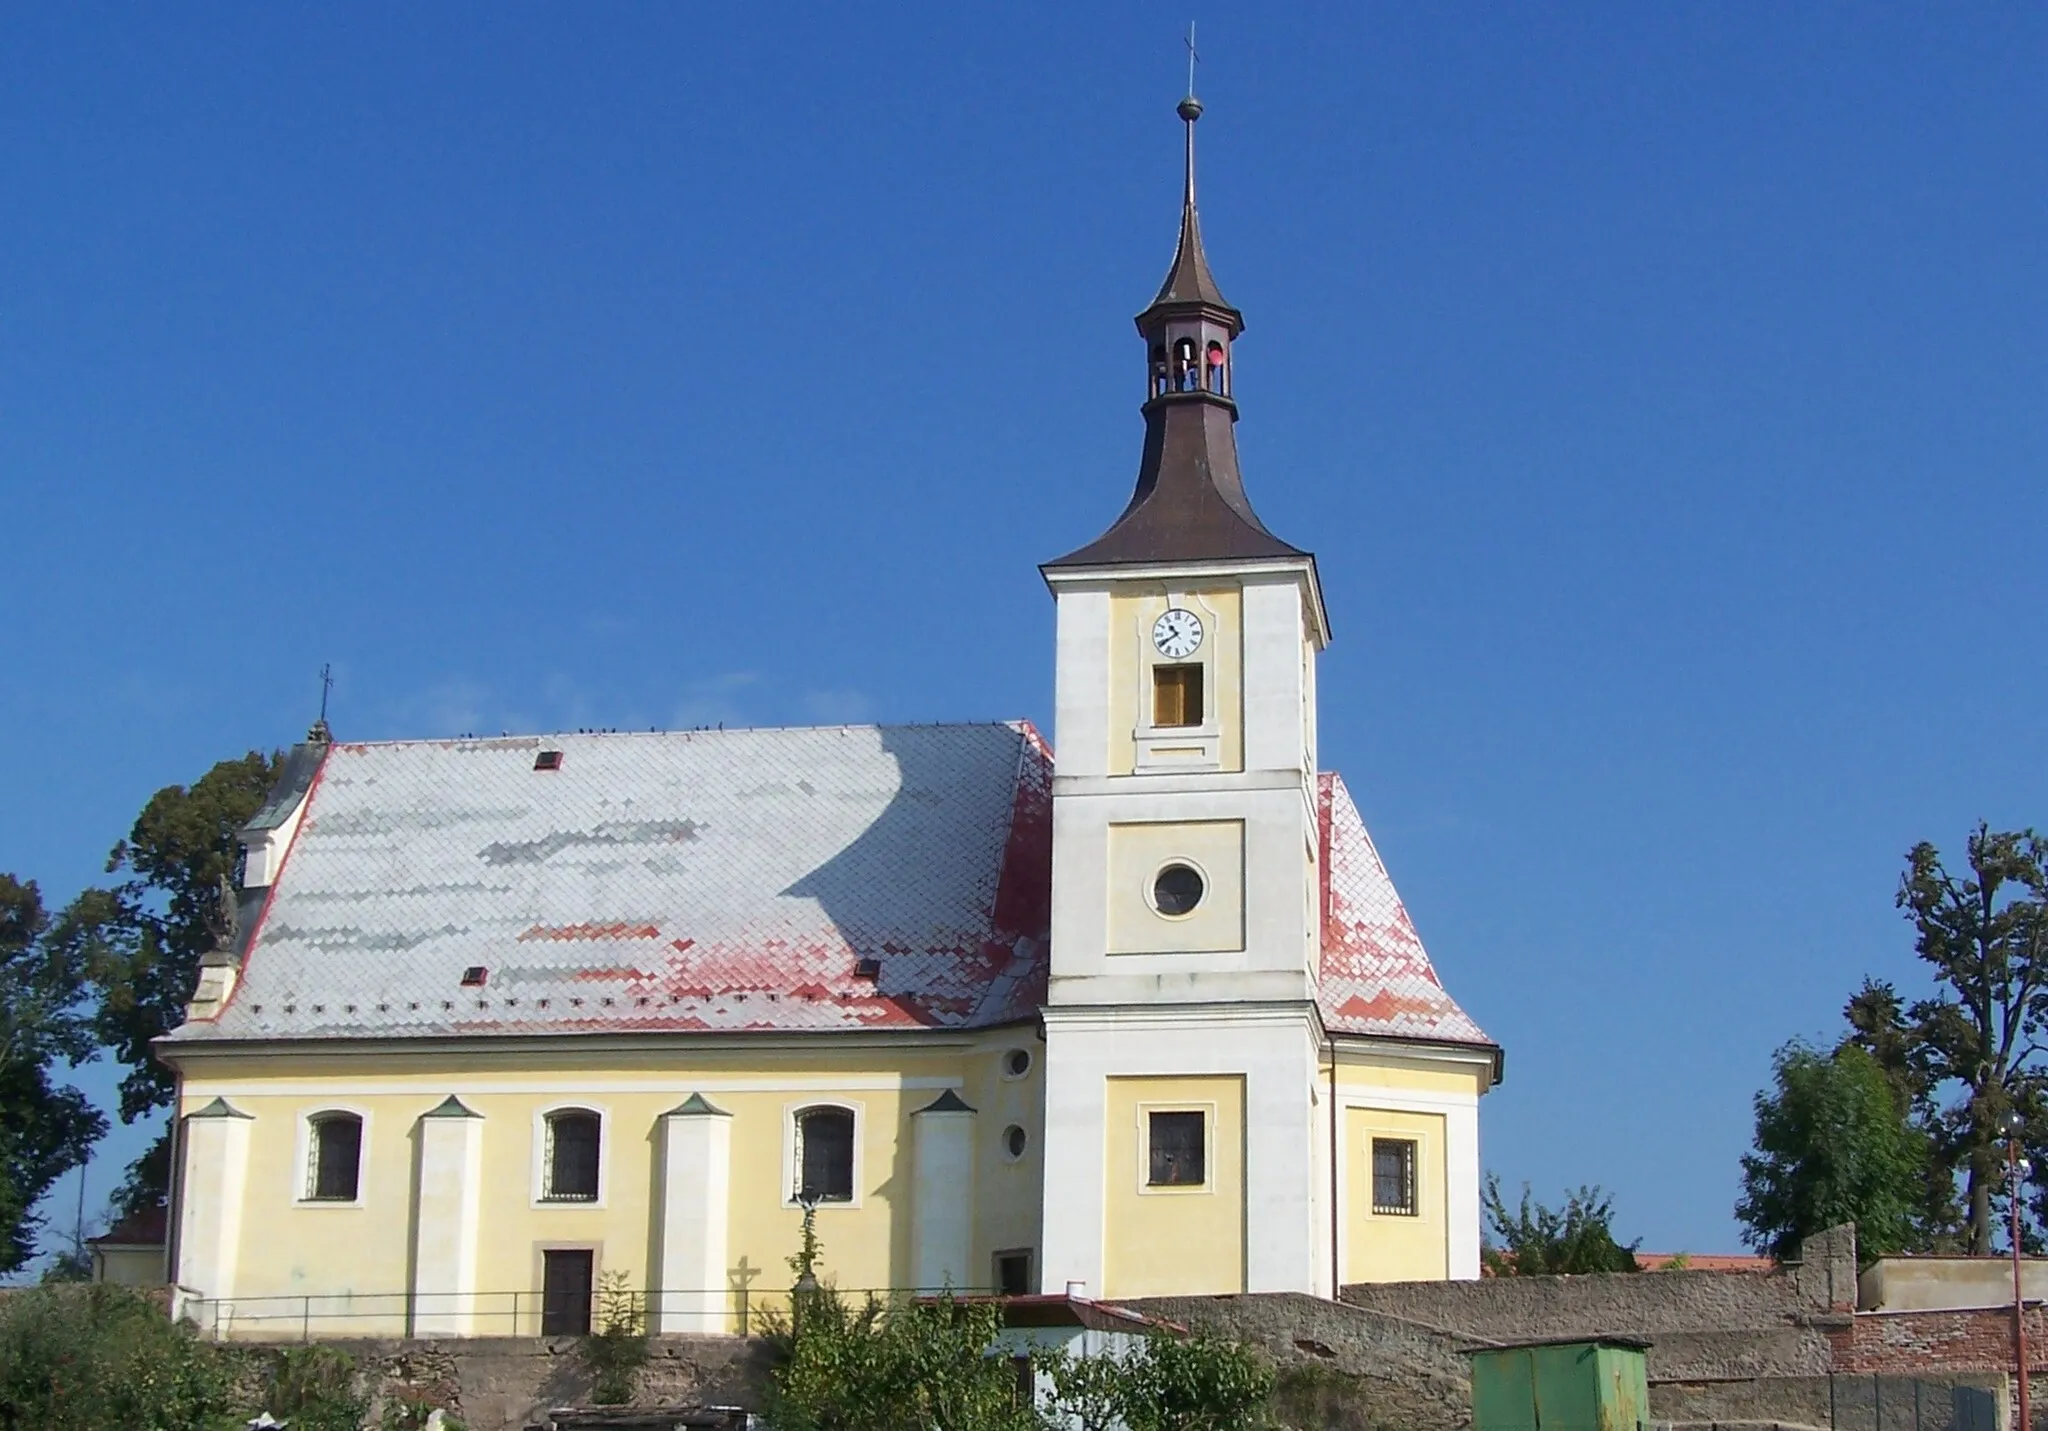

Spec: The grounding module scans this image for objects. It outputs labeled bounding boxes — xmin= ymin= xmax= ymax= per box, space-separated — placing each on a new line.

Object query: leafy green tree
xmin=1036 ymin=1336 xmax=1274 ymax=1431
xmin=0 ymin=875 xmax=106 ymax=1272
xmin=766 ymin=1286 xmax=1034 ymax=1431
xmin=1885 ymin=826 xmax=2048 ymax=1253
xmin=1117 ymin=1335 xmax=1275 ymax=1431
xmin=1482 ymin=1177 xmax=1640 ymax=1274
xmin=0 ymin=1282 xmax=239 ymax=1431
xmin=1736 ymin=1041 xmax=1934 ymax=1260
xmin=65 ymin=751 xmax=279 ymax=1213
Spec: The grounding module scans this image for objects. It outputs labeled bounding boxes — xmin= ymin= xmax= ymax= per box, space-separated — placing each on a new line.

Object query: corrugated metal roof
xmin=173 ymin=722 xmax=1052 ymax=1041
xmin=1317 ymin=772 xmax=1493 ymax=1050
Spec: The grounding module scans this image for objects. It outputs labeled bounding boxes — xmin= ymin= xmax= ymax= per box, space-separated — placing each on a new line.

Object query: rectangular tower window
xmin=993 ymin=1249 xmax=1033 ymax=1296
xmin=1372 ymin=1138 xmax=1418 ymax=1215
xmin=1147 ymin=1110 xmax=1206 ymax=1186
xmin=1152 ymin=664 xmax=1203 ymax=728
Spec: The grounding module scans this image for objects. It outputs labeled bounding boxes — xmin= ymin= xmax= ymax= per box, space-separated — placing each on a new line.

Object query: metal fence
xmin=180 ymin=1283 xmax=1002 ymax=1341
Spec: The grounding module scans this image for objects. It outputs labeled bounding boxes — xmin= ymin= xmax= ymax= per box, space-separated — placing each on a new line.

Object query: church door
xmin=541 ymin=1249 xmax=594 ymax=1336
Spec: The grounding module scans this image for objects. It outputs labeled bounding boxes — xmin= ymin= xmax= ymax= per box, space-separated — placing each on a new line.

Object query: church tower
xmin=1038 ymin=92 xmax=1336 ymax=1299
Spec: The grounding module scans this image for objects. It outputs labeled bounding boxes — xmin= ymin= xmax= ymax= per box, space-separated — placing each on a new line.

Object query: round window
xmin=1152 ymin=863 xmax=1205 ymax=917
xmin=1004 ymin=1048 xmax=1032 ymax=1079
xmin=1003 ymin=1125 xmax=1028 ymax=1160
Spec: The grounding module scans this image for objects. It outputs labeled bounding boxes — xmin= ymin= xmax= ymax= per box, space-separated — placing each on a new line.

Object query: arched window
xmin=794 ymin=1106 xmax=855 ymax=1203
xmin=1150 ymin=344 xmax=1170 ymax=398
xmin=306 ymin=1112 xmax=362 ymax=1201
xmin=1174 ymin=338 xmax=1199 ymax=391
xmin=543 ymin=1109 xmax=601 ymax=1202
xmin=1205 ymin=341 xmax=1227 ymax=394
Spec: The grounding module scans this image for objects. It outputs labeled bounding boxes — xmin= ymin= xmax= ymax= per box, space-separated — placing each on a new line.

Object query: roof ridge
xmin=327 ymin=719 xmax=1043 ymax=751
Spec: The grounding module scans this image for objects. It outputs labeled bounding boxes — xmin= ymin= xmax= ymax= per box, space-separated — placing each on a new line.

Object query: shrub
xmin=0 ymin=1282 xmax=240 ymax=1431
xmin=263 ymin=1342 xmax=368 ymax=1431
xmin=579 ymin=1270 xmax=651 ymax=1406
xmin=765 ymin=1285 xmax=1033 ymax=1431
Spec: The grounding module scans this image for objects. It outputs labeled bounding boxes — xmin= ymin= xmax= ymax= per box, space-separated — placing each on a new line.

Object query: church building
xmin=159 ymin=96 xmax=1500 ymax=1339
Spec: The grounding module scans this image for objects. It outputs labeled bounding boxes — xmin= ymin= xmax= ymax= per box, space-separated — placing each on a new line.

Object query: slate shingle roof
xmin=172 ymin=723 xmax=1053 ymax=1041
xmin=1317 ymin=772 xmax=1492 ymax=1048
xmin=170 ymin=725 xmax=1487 ymax=1052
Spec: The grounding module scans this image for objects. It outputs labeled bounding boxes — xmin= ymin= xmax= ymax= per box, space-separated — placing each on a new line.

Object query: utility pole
xmin=2011 ymin=1113 xmax=2032 ymax=1431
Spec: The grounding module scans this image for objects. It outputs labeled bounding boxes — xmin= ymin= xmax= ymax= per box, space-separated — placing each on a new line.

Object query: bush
xmin=0 ymin=1282 xmax=241 ymax=1431
xmin=579 ymin=1270 xmax=650 ymax=1406
xmin=766 ymin=1285 xmax=1034 ymax=1431
xmin=1038 ymin=1335 xmax=1275 ymax=1431
xmin=263 ymin=1342 xmax=368 ymax=1431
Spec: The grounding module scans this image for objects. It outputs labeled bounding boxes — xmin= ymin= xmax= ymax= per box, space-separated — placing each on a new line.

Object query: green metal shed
xmin=1468 ymin=1335 xmax=1653 ymax=1431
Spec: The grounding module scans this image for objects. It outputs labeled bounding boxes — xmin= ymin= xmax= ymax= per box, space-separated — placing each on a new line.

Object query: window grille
xmin=1372 ymin=1137 xmax=1418 ymax=1216
xmin=795 ymin=1106 xmax=855 ymax=1203
xmin=306 ymin=1114 xmax=362 ymax=1201
xmin=544 ymin=1111 xmax=601 ymax=1202
xmin=1147 ymin=1110 xmax=1206 ymax=1187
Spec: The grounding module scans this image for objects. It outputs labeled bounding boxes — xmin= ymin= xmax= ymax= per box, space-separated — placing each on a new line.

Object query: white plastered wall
xmin=910 ymin=1103 xmax=977 ymax=1290
xmin=654 ymin=1104 xmax=732 ymax=1333
xmin=1332 ymin=1072 xmax=1483 ymax=1282
xmin=411 ymin=1106 xmax=484 ymax=1335
xmin=176 ymin=1103 xmax=254 ymax=1329
xmin=1040 ymin=1006 xmax=1323 ymax=1297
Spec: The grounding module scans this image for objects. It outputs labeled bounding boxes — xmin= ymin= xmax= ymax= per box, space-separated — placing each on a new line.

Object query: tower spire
xmin=1042 ymin=86 xmax=1305 ymax=572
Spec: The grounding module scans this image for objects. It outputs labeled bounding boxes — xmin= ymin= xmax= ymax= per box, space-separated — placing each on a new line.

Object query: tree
xmin=66 ymin=751 xmax=279 ymax=1212
xmin=1891 ymin=825 xmax=2048 ymax=1252
xmin=0 ymin=1283 xmax=239 ymax=1431
xmin=1115 ymin=1335 xmax=1275 ymax=1431
xmin=0 ymin=875 xmax=106 ymax=1273
xmin=765 ymin=1285 xmax=1035 ymax=1431
xmin=1736 ymin=1041 xmax=1933 ymax=1260
xmin=1482 ymin=1177 xmax=1639 ymax=1274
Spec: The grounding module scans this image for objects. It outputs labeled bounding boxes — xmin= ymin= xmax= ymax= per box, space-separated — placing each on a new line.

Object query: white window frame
xmin=781 ymin=1099 xmax=865 ymax=1209
xmin=292 ymin=1105 xmax=371 ymax=1209
xmin=1370 ymin=1135 xmax=1422 ymax=1218
xmin=1135 ymin=1100 xmax=1216 ymax=1197
xmin=1133 ymin=589 xmax=1224 ymax=772
xmin=531 ymin=1102 xmax=610 ymax=1209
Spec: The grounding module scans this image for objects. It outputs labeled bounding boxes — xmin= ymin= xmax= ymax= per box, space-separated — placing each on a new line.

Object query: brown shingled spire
xmin=1044 ymin=93 xmax=1305 ymax=572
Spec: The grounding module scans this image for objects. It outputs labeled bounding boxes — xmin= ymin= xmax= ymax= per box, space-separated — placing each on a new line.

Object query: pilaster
xmin=176 ymin=1097 xmax=254 ymax=1332
xmin=910 ymin=1090 xmax=977 ymax=1291
xmin=411 ymin=1095 xmax=484 ymax=1336
xmin=655 ymin=1093 xmax=733 ymax=1333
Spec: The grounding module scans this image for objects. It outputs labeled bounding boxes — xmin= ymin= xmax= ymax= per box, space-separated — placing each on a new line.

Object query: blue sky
xmin=2 ymin=5 xmax=2044 ymax=1260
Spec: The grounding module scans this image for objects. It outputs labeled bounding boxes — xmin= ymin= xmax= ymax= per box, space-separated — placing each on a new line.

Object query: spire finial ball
xmin=1177 ymin=95 xmax=1203 ymax=123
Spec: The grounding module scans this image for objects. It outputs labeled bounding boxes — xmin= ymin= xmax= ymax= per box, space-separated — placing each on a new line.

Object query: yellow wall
xmin=1107 ymin=586 xmax=1244 ymax=776
xmin=1343 ymin=1106 xmax=1447 ymax=1283
xmin=1105 ymin=819 xmax=1245 ymax=954
xmin=176 ymin=1032 xmax=1046 ymax=1335
xmin=1101 ymin=1075 xmax=1244 ymax=1299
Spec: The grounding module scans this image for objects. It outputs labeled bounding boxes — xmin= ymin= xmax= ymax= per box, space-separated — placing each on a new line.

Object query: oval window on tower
xmin=1152 ymin=863 xmax=1205 ymax=917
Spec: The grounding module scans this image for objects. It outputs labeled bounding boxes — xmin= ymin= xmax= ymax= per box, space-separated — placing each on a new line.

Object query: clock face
xmin=1152 ymin=608 xmax=1204 ymax=660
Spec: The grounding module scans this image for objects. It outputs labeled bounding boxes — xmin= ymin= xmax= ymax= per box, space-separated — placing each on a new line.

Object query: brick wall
xmin=1835 ymin=1305 xmax=2042 ymax=1375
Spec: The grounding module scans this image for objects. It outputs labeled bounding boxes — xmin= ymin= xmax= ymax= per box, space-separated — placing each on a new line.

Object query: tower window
xmin=543 ymin=1109 xmax=602 ymax=1202
xmin=1152 ymin=664 xmax=1203 ymax=728
xmin=1206 ymin=341 xmax=1227 ymax=394
xmin=994 ymin=1249 xmax=1034 ymax=1296
xmin=795 ymin=1105 xmax=856 ymax=1203
xmin=1148 ymin=1110 xmax=1206 ymax=1187
xmin=1152 ymin=863 xmax=1205 ymax=917
xmin=1372 ymin=1138 xmax=1419 ymax=1216
xmin=305 ymin=1112 xmax=362 ymax=1201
